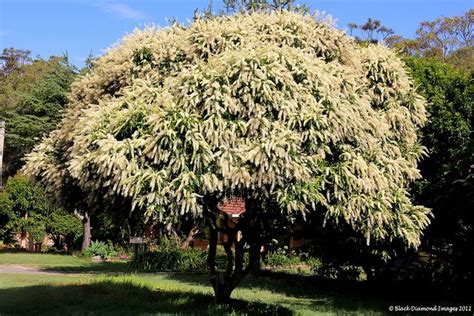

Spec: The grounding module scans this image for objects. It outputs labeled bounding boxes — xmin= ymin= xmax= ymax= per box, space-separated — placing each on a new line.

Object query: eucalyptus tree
xmin=386 ymin=9 xmax=473 ymax=71
xmin=347 ymin=18 xmax=394 ymax=43
xmin=222 ymin=0 xmax=308 ymax=13
xmin=24 ymin=11 xmax=430 ymax=302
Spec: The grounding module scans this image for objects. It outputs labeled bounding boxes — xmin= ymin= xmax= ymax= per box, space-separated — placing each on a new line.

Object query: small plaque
xmin=130 ymin=237 xmax=144 ymax=244
xmin=217 ymin=197 xmax=246 ymax=217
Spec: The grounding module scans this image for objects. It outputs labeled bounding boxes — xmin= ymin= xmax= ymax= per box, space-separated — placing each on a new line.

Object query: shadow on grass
xmin=164 ymin=273 xmax=387 ymax=313
xmin=40 ymin=261 xmax=134 ymax=274
xmin=164 ymin=271 xmax=473 ymax=311
xmin=0 ymin=277 xmax=292 ymax=315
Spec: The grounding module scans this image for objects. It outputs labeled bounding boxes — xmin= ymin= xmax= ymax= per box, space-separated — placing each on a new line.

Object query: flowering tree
xmin=24 ymin=11 xmax=430 ymax=302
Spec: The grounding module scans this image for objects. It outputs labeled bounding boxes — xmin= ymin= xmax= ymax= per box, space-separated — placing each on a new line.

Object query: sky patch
xmin=99 ymin=2 xmax=146 ymax=20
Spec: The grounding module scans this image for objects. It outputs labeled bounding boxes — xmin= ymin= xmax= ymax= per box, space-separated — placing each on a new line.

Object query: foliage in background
xmin=0 ymin=48 xmax=31 ymax=78
xmin=301 ymin=217 xmax=398 ymax=281
xmin=130 ymin=238 xmax=208 ymax=272
xmin=349 ymin=9 xmax=472 ymax=71
xmin=91 ymin=205 xmax=148 ymax=247
xmin=0 ymin=49 xmax=77 ymax=179
xmin=264 ymin=248 xmax=300 ymax=268
xmin=0 ymin=174 xmax=49 ymax=244
xmin=0 ymin=174 xmax=82 ymax=249
xmin=406 ymin=57 xmax=474 ymax=286
xmin=130 ymin=236 xmax=251 ymax=272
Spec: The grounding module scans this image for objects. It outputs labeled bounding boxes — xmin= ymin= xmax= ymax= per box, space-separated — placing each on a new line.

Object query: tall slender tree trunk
xmin=28 ymin=234 xmax=34 ymax=252
xmin=19 ymin=231 xmax=27 ymax=249
xmin=0 ymin=121 xmax=4 ymax=190
xmin=81 ymin=212 xmax=91 ymax=251
xmin=19 ymin=213 xmax=28 ymax=249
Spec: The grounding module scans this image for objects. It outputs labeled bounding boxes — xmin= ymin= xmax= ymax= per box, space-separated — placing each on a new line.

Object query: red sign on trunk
xmin=217 ymin=197 xmax=246 ymax=217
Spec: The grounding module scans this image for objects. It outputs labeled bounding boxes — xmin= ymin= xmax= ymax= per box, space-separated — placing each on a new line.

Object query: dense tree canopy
xmin=0 ymin=52 xmax=77 ymax=178
xmin=24 ymin=11 xmax=430 ymax=300
xmin=25 ymin=10 xmax=430 ymax=247
xmin=406 ymin=57 xmax=474 ymax=284
xmin=0 ymin=175 xmax=49 ymax=246
xmin=0 ymin=174 xmax=83 ymax=249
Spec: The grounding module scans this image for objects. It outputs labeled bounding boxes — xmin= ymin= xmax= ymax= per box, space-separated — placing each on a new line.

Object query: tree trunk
xmin=214 ymin=281 xmax=236 ymax=304
xmin=0 ymin=121 xmax=4 ymax=190
xmin=81 ymin=212 xmax=91 ymax=251
xmin=52 ymin=235 xmax=62 ymax=250
xmin=248 ymin=243 xmax=261 ymax=275
xmin=205 ymin=201 xmax=258 ymax=304
xmin=19 ymin=231 xmax=27 ymax=249
xmin=28 ymin=234 xmax=34 ymax=252
xmin=181 ymin=227 xmax=199 ymax=249
xmin=19 ymin=213 xmax=28 ymax=249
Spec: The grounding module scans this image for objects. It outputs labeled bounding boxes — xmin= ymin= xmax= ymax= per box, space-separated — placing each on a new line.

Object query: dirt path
xmin=0 ymin=265 xmax=77 ymax=275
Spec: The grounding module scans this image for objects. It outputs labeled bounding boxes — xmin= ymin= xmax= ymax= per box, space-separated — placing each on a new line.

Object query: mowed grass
xmin=0 ymin=251 xmax=90 ymax=266
xmin=1 ymin=251 xmax=452 ymax=315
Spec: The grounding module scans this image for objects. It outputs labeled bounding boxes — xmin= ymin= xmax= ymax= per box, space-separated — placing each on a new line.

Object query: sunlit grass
xmin=0 ymin=251 xmax=131 ymax=272
xmin=0 ymin=251 xmax=90 ymax=266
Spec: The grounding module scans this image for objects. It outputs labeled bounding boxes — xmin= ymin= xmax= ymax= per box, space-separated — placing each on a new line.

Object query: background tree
xmin=222 ymin=0 xmax=307 ymax=13
xmin=415 ymin=9 xmax=473 ymax=60
xmin=406 ymin=57 xmax=474 ymax=288
xmin=24 ymin=11 xmax=430 ymax=302
xmin=387 ymin=9 xmax=473 ymax=71
xmin=0 ymin=53 xmax=77 ymax=179
xmin=347 ymin=18 xmax=394 ymax=43
xmin=349 ymin=10 xmax=472 ymax=71
xmin=45 ymin=210 xmax=83 ymax=250
xmin=0 ymin=174 xmax=48 ymax=248
xmin=0 ymin=48 xmax=31 ymax=78
xmin=0 ymin=174 xmax=83 ymax=250
xmin=445 ymin=46 xmax=474 ymax=72
xmin=385 ymin=35 xmax=427 ymax=56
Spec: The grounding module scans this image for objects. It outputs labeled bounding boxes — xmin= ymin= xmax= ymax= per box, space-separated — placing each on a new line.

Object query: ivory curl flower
xmin=24 ymin=11 xmax=430 ymax=247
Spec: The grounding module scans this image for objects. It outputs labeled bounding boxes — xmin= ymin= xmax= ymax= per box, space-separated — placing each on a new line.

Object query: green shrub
xmin=130 ymin=237 xmax=205 ymax=272
xmin=85 ymin=240 xmax=118 ymax=259
xmin=130 ymin=248 xmax=207 ymax=272
xmin=41 ymin=244 xmax=55 ymax=253
xmin=305 ymin=257 xmax=322 ymax=270
xmin=264 ymin=248 xmax=301 ymax=268
xmin=313 ymin=264 xmax=364 ymax=280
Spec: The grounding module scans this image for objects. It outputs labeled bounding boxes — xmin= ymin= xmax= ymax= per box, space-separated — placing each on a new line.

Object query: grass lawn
xmin=0 ymin=251 xmax=131 ymax=273
xmin=0 ymin=251 xmax=468 ymax=315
